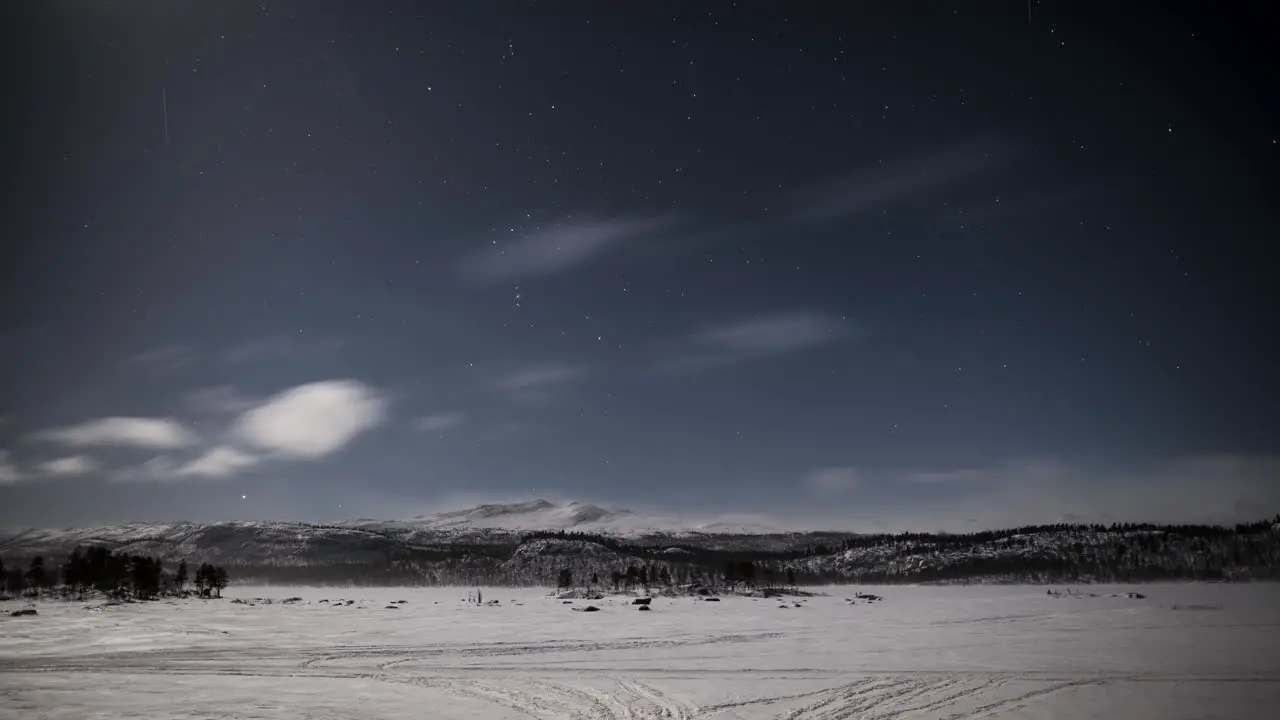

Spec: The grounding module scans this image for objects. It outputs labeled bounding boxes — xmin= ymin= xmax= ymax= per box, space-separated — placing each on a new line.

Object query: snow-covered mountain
xmin=2 ymin=502 xmax=1276 ymax=587
xmin=345 ymin=500 xmax=788 ymax=537
xmin=0 ymin=500 xmax=787 ymax=563
xmin=409 ymin=500 xmax=635 ymax=530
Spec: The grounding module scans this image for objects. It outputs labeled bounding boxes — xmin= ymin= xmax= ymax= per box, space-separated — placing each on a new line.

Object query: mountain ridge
xmin=2 ymin=501 xmax=1277 ymax=587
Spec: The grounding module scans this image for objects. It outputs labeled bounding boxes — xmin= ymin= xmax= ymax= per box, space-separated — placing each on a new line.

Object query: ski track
xmin=4 ymin=584 xmax=1280 ymax=718
xmin=2 ymin=660 xmax=1275 ymax=719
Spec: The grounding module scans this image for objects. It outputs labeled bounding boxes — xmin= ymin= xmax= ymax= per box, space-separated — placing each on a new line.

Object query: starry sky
xmin=1 ymin=1 xmax=1276 ymax=530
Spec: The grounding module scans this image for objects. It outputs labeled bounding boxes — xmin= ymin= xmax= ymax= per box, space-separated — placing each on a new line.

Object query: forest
xmin=0 ymin=547 xmax=230 ymax=601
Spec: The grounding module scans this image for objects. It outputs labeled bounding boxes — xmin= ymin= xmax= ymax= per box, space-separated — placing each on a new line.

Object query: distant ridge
xmin=1 ymin=503 xmax=1276 ymax=588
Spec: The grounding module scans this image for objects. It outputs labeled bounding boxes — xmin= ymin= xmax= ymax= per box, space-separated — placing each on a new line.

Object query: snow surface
xmin=3 ymin=583 xmax=1278 ymax=718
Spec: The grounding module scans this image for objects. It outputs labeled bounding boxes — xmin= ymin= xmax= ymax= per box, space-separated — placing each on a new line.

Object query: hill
xmin=2 ymin=501 xmax=1278 ymax=588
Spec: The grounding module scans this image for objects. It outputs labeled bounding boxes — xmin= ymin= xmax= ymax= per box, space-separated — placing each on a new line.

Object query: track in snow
xmin=4 ymin=583 xmax=1280 ymax=718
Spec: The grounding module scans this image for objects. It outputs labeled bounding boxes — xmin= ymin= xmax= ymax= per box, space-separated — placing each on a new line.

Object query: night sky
xmin=2 ymin=1 xmax=1276 ymax=530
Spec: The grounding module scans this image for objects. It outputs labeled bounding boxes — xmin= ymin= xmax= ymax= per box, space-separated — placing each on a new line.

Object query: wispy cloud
xmin=792 ymin=138 xmax=1005 ymax=225
xmin=125 ymin=343 xmax=196 ymax=372
xmin=183 ymin=385 xmax=260 ymax=414
xmin=495 ymin=364 xmax=585 ymax=392
xmin=109 ymin=456 xmax=180 ymax=484
xmin=697 ymin=312 xmax=847 ymax=355
xmin=37 ymin=455 xmax=99 ymax=477
xmin=492 ymin=363 xmax=586 ymax=404
xmin=109 ymin=449 xmax=260 ymax=483
xmin=800 ymin=454 xmax=1280 ymax=532
xmin=220 ymin=336 xmax=345 ymax=365
xmin=232 ymin=379 xmax=387 ymax=458
xmin=175 ymin=446 xmax=260 ymax=478
xmin=456 ymin=215 xmax=677 ymax=282
xmin=31 ymin=417 xmax=199 ymax=450
xmin=0 ymin=451 xmax=21 ymax=485
xmin=415 ymin=413 xmax=466 ymax=433
xmin=805 ymin=466 xmax=861 ymax=495
xmin=663 ymin=312 xmax=849 ymax=371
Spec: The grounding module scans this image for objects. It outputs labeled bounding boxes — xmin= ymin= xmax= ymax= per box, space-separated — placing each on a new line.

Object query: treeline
xmin=520 ymin=529 xmax=816 ymax=563
xmin=0 ymin=547 xmax=230 ymax=601
xmin=188 ymin=517 xmax=1280 ymax=588
xmin=802 ymin=516 xmax=1280 ymax=557
xmin=8 ymin=518 xmax=1275 ymax=590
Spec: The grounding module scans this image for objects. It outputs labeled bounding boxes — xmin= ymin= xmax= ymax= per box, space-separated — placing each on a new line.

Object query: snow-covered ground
xmin=2 ymin=583 xmax=1278 ymax=718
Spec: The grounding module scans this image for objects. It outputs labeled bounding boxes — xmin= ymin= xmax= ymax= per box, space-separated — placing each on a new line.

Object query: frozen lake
xmin=2 ymin=583 xmax=1278 ymax=718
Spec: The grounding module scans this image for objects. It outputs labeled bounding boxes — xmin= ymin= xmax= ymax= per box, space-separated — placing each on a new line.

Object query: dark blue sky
xmin=2 ymin=1 xmax=1276 ymax=529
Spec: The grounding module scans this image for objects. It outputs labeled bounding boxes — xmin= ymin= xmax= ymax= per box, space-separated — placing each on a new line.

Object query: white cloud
xmin=792 ymin=138 xmax=1005 ymax=225
xmin=415 ymin=413 xmax=465 ymax=433
xmin=232 ymin=379 xmax=387 ymax=459
xmin=37 ymin=455 xmax=99 ymax=477
xmin=31 ymin=417 xmax=198 ymax=449
xmin=0 ymin=451 xmax=22 ymax=485
xmin=805 ymin=466 xmax=861 ymax=495
xmin=176 ymin=446 xmax=260 ymax=478
xmin=457 ymin=215 xmax=675 ymax=282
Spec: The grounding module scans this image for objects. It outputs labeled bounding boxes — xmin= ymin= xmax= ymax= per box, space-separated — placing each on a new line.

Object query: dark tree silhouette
xmin=176 ymin=560 xmax=188 ymax=594
xmin=26 ymin=557 xmax=47 ymax=593
xmin=557 ymin=568 xmax=573 ymax=590
xmin=212 ymin=566 xmax=228 ymax=597
xmin=62 ymin=549 xmax=84 ymax=596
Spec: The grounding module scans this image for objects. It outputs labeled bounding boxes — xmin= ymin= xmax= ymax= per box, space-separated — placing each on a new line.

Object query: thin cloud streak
xmin=220 ymin=336 xmax=345 ymax=365
xmin=30 ymin=417 xmax=199 ymax=450
xmin=793 ymin=138 xmax=1006 ymax=225
xmin=125 ymin=343 xmax=197 ymax=371
xmin=805 ymin=466 xmax=861 ymax=495
xmin=494 ymin=364 xmax=585 ymax=392
xmin=660 ymin=311 xmax=849 ymax=372
xmin=697 ymin=312 xmax=847 ymax=355
xmin=0 ymin=451 xmax=21 ymax=485
xmin=184 ymin=385 xmax=260 ymax=415
xmin=38 ymin=455 xmax=99 ymax=477
xmin=176 ymin=446 xmax=261 ymax=478
xmin=796 ymin=454 xmax=1280 ymax=532
xmin=456 ymin=215 xmax=678 ymax=282
xmin=415 ymin=413 xmax=466 ymax=432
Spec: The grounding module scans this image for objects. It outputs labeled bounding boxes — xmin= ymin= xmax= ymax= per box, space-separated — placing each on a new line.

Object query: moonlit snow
xmin=3 ymin=584 xmax=1278 ymax=718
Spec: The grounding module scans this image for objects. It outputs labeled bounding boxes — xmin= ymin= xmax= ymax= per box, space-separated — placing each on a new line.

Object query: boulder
xmin=637 ymin=605 xmax=651 ymax=612
xmin=10 ymin=608 xmax=37 ymax=617
xmin=384 ymin=605 xmax=399 ymax=609
xmin=632 ymin=598 xmax=652 ymax=606
xmin=703 ymin=597 xmax=720 ymax=602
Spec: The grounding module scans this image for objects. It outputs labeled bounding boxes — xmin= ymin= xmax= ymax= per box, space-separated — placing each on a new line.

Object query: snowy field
xmin=2 ymin=584 xmax=1278 ymax=719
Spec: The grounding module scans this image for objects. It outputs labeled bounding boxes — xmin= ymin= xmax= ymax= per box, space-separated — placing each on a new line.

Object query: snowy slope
xmin=2 ymin=583 xmax=1279 ymax=719
xmin=362 ymin=499 xmax=787 ymax=535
